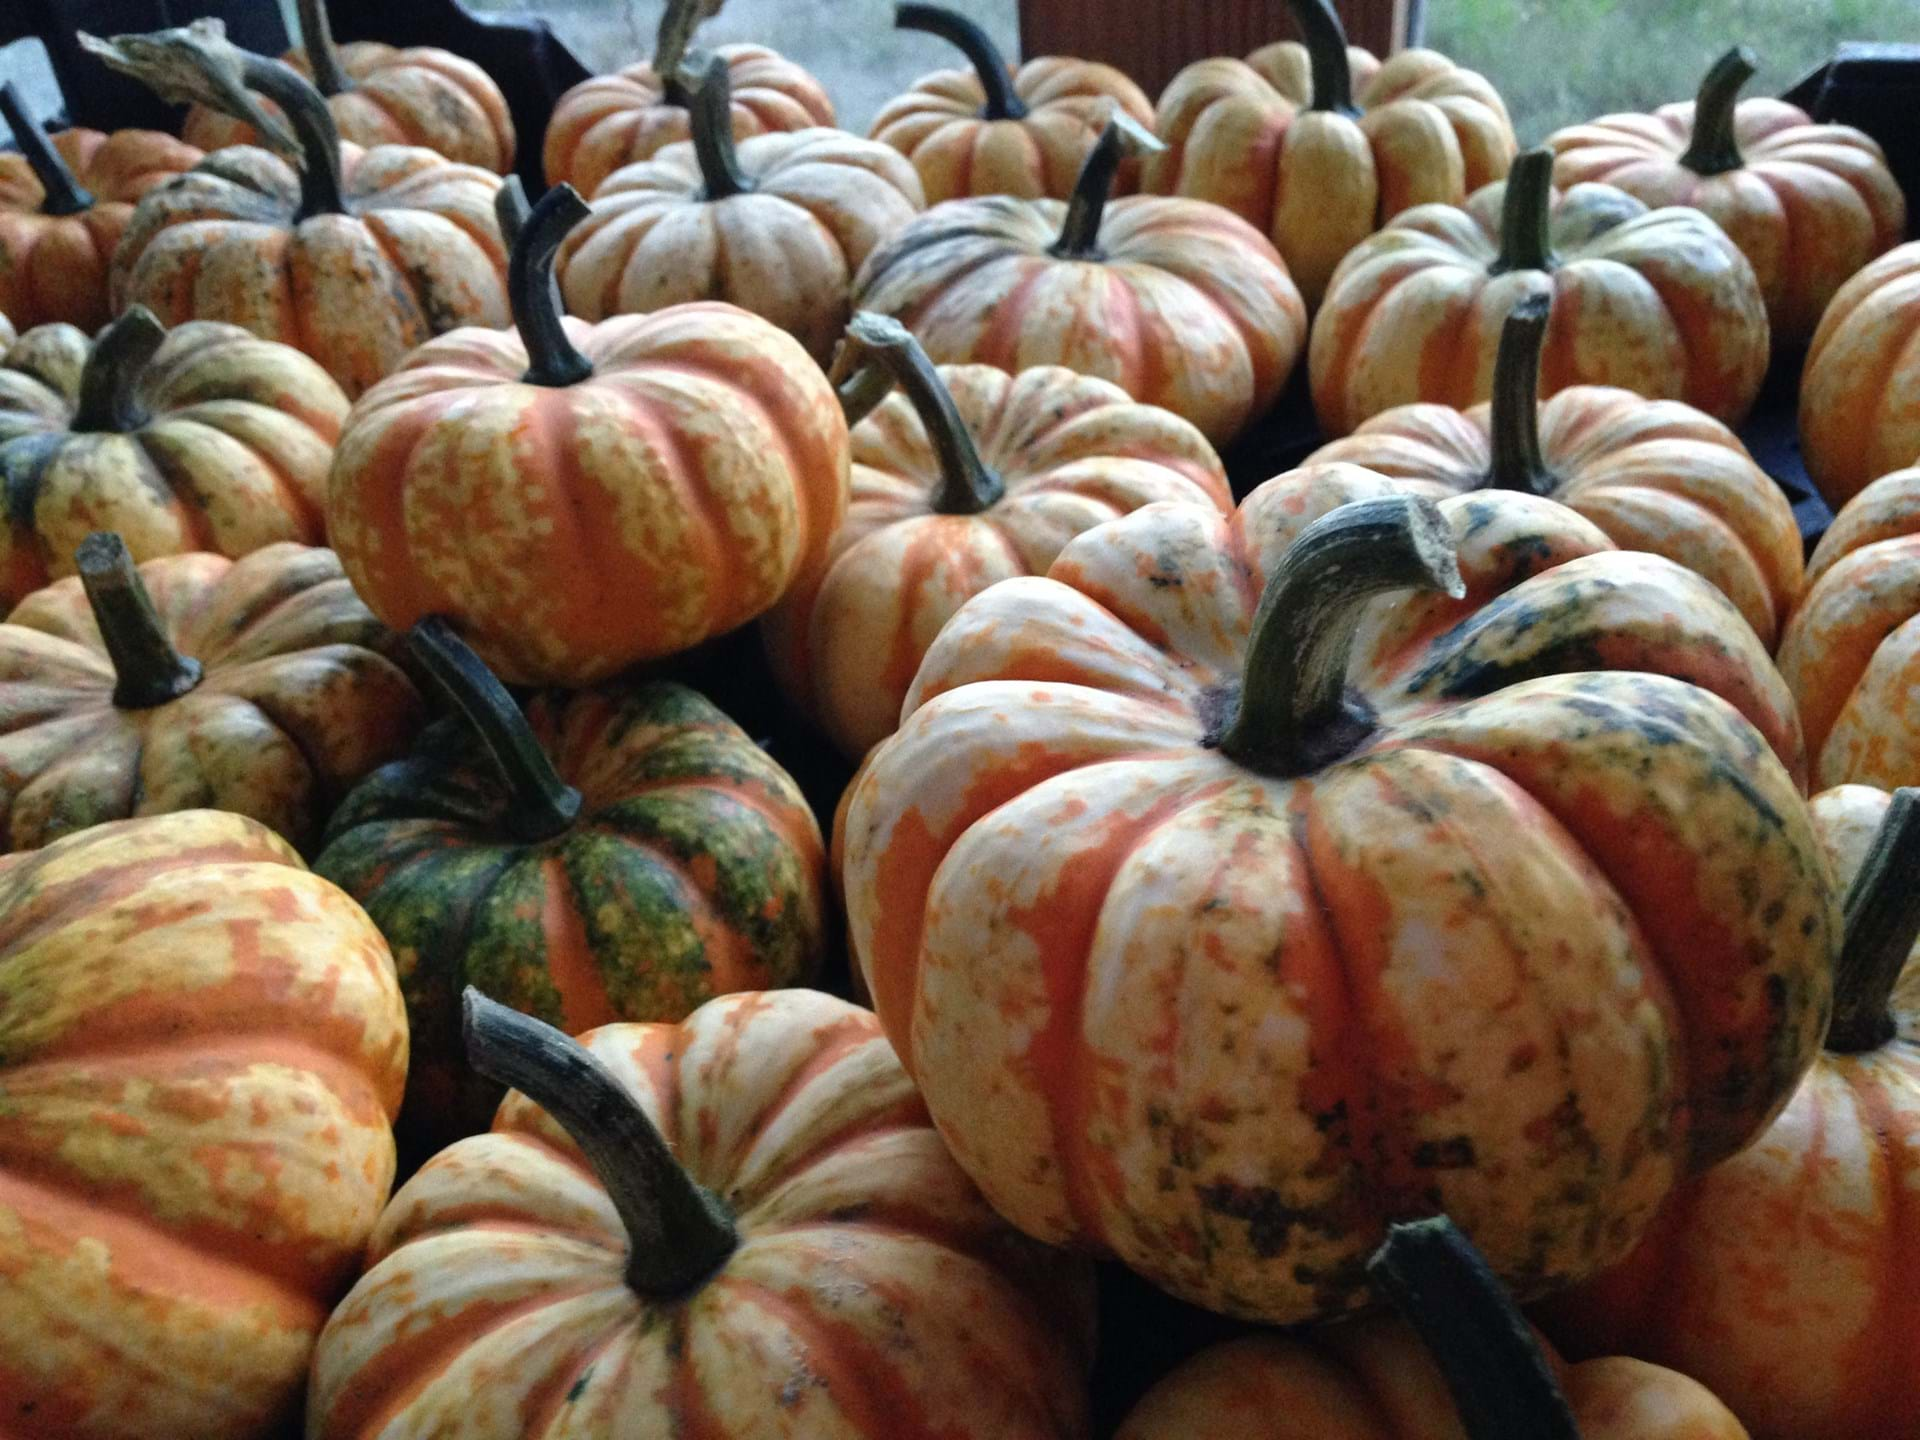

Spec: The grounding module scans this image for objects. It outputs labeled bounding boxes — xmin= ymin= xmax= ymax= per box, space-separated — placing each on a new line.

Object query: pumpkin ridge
xmin=727 ymin=1016 xmax=905 ymax=1189
xmin=514 ymin=1300 xmax=645 ymax=1437
xmin=0 ymin=837 xmax=273 ymax=952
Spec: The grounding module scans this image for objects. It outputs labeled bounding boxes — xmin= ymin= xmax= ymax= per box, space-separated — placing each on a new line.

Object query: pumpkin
xmin=869 ymin=3 xmax=1154 ymax=205
xmin=1120 ymin=1218 xmax=1749 ymax=1440
xmin=1309 ymin=148 xmax=1771 ymax=435
xmin=0 ymin=307 xmax=346 ymax=607
xmin=307 ymin=985 xmax=1096 ymax=1438
xmin=1776 ymin=464 xmax=1920 ymax=791
xmin=1797 ymin=241 xmax=1920 ymax=509
xmin=0 ymin=532 xmax=422 ymax=855
xmin=557 ymin=57 xmax=924 ymax=362
xmin=1546 ymin=48 xmax=1904 ymax=346
xmin=1143 ymin=0 xmax=1516 ymax=308
xmin=314 ymin=618 xmax=828 ymax=1152
xmin=83 ymin=20 xmax=508 ymax=400
xmin=1539 ymin=785 xmax=1920 ymax=1440
xmin=181 ymin=0 xmax=514 ymax=173
xmin=0 ymin=313 xmax=12 ymax=347
xmin=839 ymin=491 xmax=1834 ymax=1323
xmin=0 ymin=83 xmax=200 ymax=331
xmin=329 ymin=181 xmax=847 ymax=686
xmin=853 ymin=114 xmax=1307 ymax=446
xmin=1306 ymin=290 xmax=1804 ymax=647
xmin=0 ymin=807 xmax=407 ymax=1440
xmin=765 ymin=314 xmax=1230 ymax=758
xmin=542 ymin=0 xmax=833 ymax=198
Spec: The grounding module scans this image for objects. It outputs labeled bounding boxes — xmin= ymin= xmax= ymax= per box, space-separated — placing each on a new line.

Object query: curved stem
xmin=463 ymin=989 xmax=740 ymax=1295
xmin=836 ymin=314 xmax=1003 ymax=514
xmin=295 ymin=0 xmax=353 ymax=97
xmin=652 ymin=0 xmax=709 ymax=103
xmin=510 ymin=184 xmax=595 ymax=388
xmin=1828 ymin=787 xmax=1920 ymax=1054
xmin=1 ymin=83 xmax=94 ymax=216
xmin=1492 ymin=148 xmax=1557 ymax=275
xmin=407 ymin=617 xmax=582 ymax=843
xmin=1678 ymin=47 xmax=1756 ymax=177
xmin=896 ymin=4 xmax=1026 ymax=121
xmin=1217 ymin=496 xmax=1463 ymax=776
xmin=75 ymin=533 xmax=203 ymax=709
xmin=1286 ymin=0 xmax=1357 ymax=115
xmin=1367 ymin=1218 xmax=1583 ymax=1440
xmin=685 ymin=54 xmax=751 ymax=200
xmin=1484 ymin=292 xmax=1556 ymax=495
xmin=1052 ymin=112 xmax=1164 ymax=259
xmin=494 ymin=173 xmax=531 ymax=249
xmin=72 ymin=307 xmax=165 ymax=434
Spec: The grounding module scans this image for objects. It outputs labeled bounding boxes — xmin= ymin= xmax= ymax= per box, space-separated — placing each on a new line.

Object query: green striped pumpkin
xmin=313 ymin=618 xmax=827 ymax=1155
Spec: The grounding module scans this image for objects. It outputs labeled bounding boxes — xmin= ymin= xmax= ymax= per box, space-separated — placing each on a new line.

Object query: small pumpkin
xmin=1777 ymin=464 xmax=1920 ymax=791
xmin=869 ymin=3 xmax=1154 ymax=205
xmin=329 ymin=181 xmax=847 ymax=686
xmin=1797 ymin=241 xmax=1920 ymax=508
xmin=182 ymin=0 xmax=514 ymax=173
xmin=307 ymin=985 xmax=1096 ymax=1438
xmin=840 ymin=492 xmax=1833 ymax=1323
xmin=558 ymin=56 xmax=924 ymax=362
xmin=314 ymin=618 xmax=827 ymax=1152
xmin=765 ymin=313 xmax=1231 ymax=758
xmin=542 ymin=0 xmax=833 ymax=198
xmin=1539 ymin=785 xmax=1920 ymax=1440
xmin=854 ymin=114 xmax=1307 ymax=446
xmin=1144 ymin=0 xmax=1516 ymax=308
xmin=0 ymin=307 xmax=346 ymax=607
xmin=1306 ymin=290 xmax=1804 ymax=647
xmin=0 ymin=808 xmax=407 ymax=1440
xmin=0 ymin=83 xmax=201 ymax=331
xmin=1547 ymin=48 xmax=1905 ymax=346
xmin=84 ymin=20 xmax=508 ymax=399
xmin=0 ymin=533 xmax=423 ymax=855
xmin=1310 ymin=147 xmax=1771 ymax=435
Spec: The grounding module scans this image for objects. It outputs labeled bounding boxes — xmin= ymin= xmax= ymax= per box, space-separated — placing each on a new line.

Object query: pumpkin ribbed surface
xmin=1798 ymin=241 xmax=1920 ymax=509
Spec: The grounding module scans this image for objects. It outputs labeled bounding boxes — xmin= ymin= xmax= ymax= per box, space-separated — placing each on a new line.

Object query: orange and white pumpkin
xmin=1798 ymin=241 xmax=1920 ymax=509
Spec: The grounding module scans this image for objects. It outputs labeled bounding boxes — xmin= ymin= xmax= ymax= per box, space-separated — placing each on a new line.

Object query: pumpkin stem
xmin=1286 ymin=0 xmax=1358 ymax=116
xmin=510 ymin=184 xmax=595 ymax=388
xmin=1678 ymin=47 xmax=1757 ymax=177
xmin=407 ymin=617 xmax=583 ymax=843
xmin=463 ymin=988 xmax=740 ymax=1295
xmin=834 ymin=314 xmax=1005 ymax=515
xmin=653 ymin=0 xmax=716 ymax=106
xmin=72 ymin=306 xmax=165 ymax=435
xmin=1484 ymin=292 xmax=1557 ymax=496
xmin=0 ymin=82 xmax=95 ymax=217
xmin=75 ymin=532 xmax=204 ymax=709
xmin=1492 ymin=148 xmax=1557 ymax=275
xmin=1217 ymin=495 xmax=1463 ymax=776
xmin=684 ymin=54 xmax=752 ymax=201
xmin=1827 ymin=787 xmax=1920 ymax=1054
xmin=80 ymin=20 xmax=348 ymax=220
xmin=1052 ymin=111 xmax=1163 ymax=260
xmin=896 ymin=4 xmax=1027 ymax=122
xmin=294 ymin=0 xmax=353 ymax=98
xmin=1367 ymin=1218 xmax=1583 ymax=1440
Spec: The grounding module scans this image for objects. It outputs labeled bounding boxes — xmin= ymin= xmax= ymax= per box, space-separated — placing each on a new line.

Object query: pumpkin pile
xmin=0 ymin=3 xmax=1916 ymax=1436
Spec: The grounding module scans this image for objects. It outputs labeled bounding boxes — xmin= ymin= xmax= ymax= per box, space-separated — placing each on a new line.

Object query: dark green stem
xmin=294 ymin=0 xmax=352 ymax=97
xmin=1678 ymin=47 xmax=1756 ymax=177
xmin=1484 ymin=292 xmax=1556 ymax=496
xmin=463 ymin=989 xmax=740 ymax=1295
xmin=896 ymin=4 xmax=1027 ymax=121
xmin=75 ymin=532 xmax=203 ymax=709
xmin=653 ymin=0 xmax=707 ymax=105
xmin=1493 ymin=148 xmax=1557 ymax=275
xmin=72 ymin=308 xmax=164 ymax=434
xmin=1367 ymin=1218 xmax=1583 ymax=1440
xmin=1052 ymin=112 xmax=1163 ymax=259
xmin=240 ymin=51 xmax=347 ymax=218
xmin=1828 ymin=787 xmax=1920 ymax=1054
xmin=835 ymin=314 xmax=1003 ymax=514
xmin=685 ymin=54 xmax=751 ymax=200
xmin=1216 ymin=496 xmax=1463 ymax=776
xmin=1 ymin=82 xmax=95 ymax=216
xmin=407 ymin=616 xmax=582 ymax=843
xmin=510 ymin=185 xmax=595 ymax=388
xmin=1286 ymin=0 xmax=1357 ymax=115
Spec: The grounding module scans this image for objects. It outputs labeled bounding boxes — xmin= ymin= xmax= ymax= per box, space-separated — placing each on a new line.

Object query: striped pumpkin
xmin=1798 ymin=242 xmax=1920 ymax=509
xmin=0 ymin=809 xmax=407 ymax=1439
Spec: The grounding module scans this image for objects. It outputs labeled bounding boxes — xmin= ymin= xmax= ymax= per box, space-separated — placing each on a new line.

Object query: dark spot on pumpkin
xmin=567 ymin=1371 xmax=591 ymax=1403
xmin=1412 ymin=1135 xmax=1477 ymax=1169
xmin=1197 ymin=1181 xmax=1315 ymax=1258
